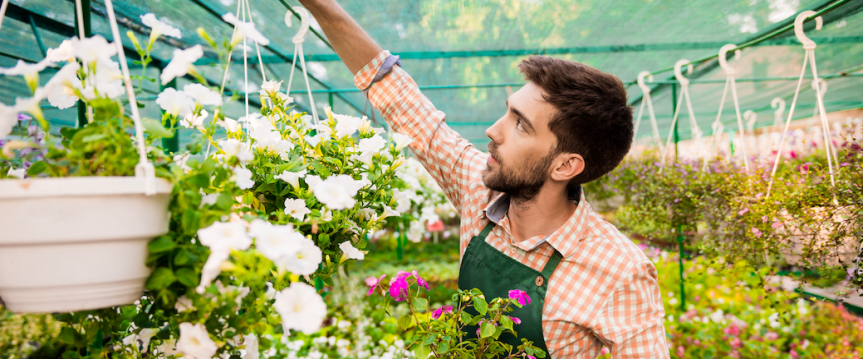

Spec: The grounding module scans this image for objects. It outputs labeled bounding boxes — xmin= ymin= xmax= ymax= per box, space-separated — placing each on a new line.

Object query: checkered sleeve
xmin=591 ymin=260 xmax=669 ymax=359
xmin=354 ymin=50 xmax=486 ymax=212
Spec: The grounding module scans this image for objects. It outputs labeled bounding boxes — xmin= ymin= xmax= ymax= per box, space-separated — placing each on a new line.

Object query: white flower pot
xmin=779 ymin=206 xmax=859 ymax=267
xmin=0 ymin=176 xmax=172 ymax=313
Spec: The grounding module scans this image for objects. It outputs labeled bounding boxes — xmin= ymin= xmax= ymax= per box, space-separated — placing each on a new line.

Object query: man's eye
xmin=516 ymin=119 xmax=524 ymax=131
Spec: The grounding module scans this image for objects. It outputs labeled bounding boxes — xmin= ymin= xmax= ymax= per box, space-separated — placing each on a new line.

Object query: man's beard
xmin=482 ymin=141 xmax=556 ymax=202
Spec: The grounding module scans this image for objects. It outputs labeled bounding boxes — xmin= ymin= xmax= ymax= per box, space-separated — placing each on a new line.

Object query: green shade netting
xmin=1 ymin=0 xmax=861 ymax=151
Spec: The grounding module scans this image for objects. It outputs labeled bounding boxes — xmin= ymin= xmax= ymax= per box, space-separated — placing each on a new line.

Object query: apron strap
xmin=477 ymin=221 xmax=495 ymax=240
xmin=541 ymin=250 xmax=564 ymax=279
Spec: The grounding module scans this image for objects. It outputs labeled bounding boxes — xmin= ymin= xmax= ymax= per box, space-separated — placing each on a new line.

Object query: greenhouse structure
xmin=0 ymin=0 xmax=861 ymax=358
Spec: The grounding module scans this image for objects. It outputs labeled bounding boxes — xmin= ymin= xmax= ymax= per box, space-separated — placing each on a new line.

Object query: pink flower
xmin=751 ymin=228 xmax=762 ymax=238
xmin=431 ymin=305 xmax=453 ymax=320
xmin=599 ymin=347 xmax=609 ymax=355
xmin=790 ymin=349 xmax=799 ymax=359
xmin=771 ymin=221 xmax=783 ymax=229
xmin=676 ymin=346 xmax=685 ymax=357
xmin=388 ymin=274 xmax=410 ymax=301
xmin=528 ymin=356 xmax=536 ymax=359
xmin=508 ymin=289 xmax=530 ymax=306
xmin=730 ymin=337 xmax=742 ymax=349
xmin=723 ymin=325 xmax=740 ymax=336
xmin=764 ymin=331 xmax=779 ymax=341
xmin=509 ymin=316 xmax=521 ymax=325
xmin=738 ymin=208 xmax=749 ymax=216
xmin=412 ymin=270 xmax=430 ymax=290
xmin=366 ymin=274 xmax=386 ymax=296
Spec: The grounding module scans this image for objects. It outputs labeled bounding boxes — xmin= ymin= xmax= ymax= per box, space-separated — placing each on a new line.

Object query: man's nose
xmin=486 ymin=118 xmax=503 ymax=144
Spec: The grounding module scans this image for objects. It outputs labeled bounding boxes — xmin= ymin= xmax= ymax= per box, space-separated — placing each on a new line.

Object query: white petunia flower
xmin=156 ymin=88 xmax=194 ymax=117
xmin=44 ymin=39 xmax=75 ymax=63
xmin=273 ymin=282 xmax=327 ymax=334
xmin=304 ymin=175 xmax=323 ymax=190
xmin=233 ymin=167 xmax=255 ymax=189
xmin=219 ymin=138 xmax=254 ymax=163
xmin=197 ymin=221 xmax=252 ymax=252
xmin=259 ymin=80 xmax=281 ymax=94
xmin=280 ymin=236 xmax=322 ymax=275
xmin=72 ymin=35 xmax=117 ymax=65
xmin=392 ymin=188 xmax=415 ymax=213
xmin=200 ymin=191 xmax=219 ymax=207
xmin=264 ymin=282 xmax=277 ymax=300
xmin=0 ymin=104 xmax=19 ymax=139
xmin=249 ymin=219 xmax=302 ymax=262
xmin=339 ymin=241 xmax=364 ymax=260
xmin=177 ymin=323 xmax=217 ymax=359
xmin=243 ymin=334 xmax=259 ymax=359
xmin=122 ymin=328 xmax=158 ymax=353
xmin=284 ymin=198 xmax=311 ymax=221
xmin=380 ymin=205 xmax=400 ymax=219
xmin=0 ymin=59 xmax=53 ymax=77
xmin=6 ymin=167 xmax=25 ymax=179
xmin=88 ymin=59 xmax=124 ymax=99
xmin=160 ymin=45 xmax=203 ymax=84
xmin=45 ymin=62 xmax=81 ymax=109
xmin=175 ymin=295 xmax=195 ymax=312
xmin=312 ymin=174 xmax=363 ymax=210
xmin=141 ymin=13 xmax=182 ymax=39
xmin=406 ymin=220 xmax=424 ymax=243
xmin=180 ymin=109 xmax=208 ymax=129
xmin=320 ymin=209 xmax=333 ymax=222
xmin=350 ymin=152 xmax=374 ymax=167
xmin=332 ymin=114 xmax=363 ymax=138
xmin=222 ymin=13 xmax=271 ymax=46
xmin=183 ymin=83 xmax=222 ymax=106
xmin=357 ymin=134 xmax=386 ymax=155
xmin=390 ymin=132 xmax=413 ymax=151
xmin=275 ymin=169 xmax=307 ymax=189
xmin=217 ymin=117 xmax=242 ymax=132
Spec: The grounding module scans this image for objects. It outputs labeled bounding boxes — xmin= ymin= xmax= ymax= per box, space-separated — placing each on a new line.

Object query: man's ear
xmin=550 ymin=152 xmax=584 ymax=183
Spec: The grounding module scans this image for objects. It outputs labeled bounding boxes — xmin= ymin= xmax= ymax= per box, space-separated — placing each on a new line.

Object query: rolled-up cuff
xmin=353 ymin=50 xmax=392 ymax=90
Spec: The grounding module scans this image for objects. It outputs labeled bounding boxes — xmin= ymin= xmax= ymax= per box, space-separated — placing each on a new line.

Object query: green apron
xmin=458 ymin=221 xmax=564 ymax=356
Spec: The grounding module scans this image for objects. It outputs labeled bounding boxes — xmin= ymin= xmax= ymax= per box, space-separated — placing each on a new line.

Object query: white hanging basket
xmin=0 ymin=176 xmax=172 ymax=313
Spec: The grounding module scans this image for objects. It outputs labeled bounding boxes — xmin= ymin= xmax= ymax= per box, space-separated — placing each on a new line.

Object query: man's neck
xmin=507 ymin=186 xmax=578 ymax=243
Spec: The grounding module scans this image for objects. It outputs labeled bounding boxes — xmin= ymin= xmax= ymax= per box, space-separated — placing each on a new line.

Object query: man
xmin=299 ymin=1 xmax=668 ymax=357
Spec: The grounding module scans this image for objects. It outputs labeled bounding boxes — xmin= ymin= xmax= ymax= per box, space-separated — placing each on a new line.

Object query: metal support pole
xmin=27 ymin=14 xmax=47 ymax=57
xmin=671 ymin=83 xmax=685 ymax=311
xmin=671 ymin=83 xmax=679 ymax=159
xmin=161 ymin=77 xmax=180 ymax=153
xmin=397 ymin=229 xmax=405 ymax=261
xmin=74 ymin=0 xmax=92 ymax=128
xmin=328 ymin=92 xmax=334 ymax=113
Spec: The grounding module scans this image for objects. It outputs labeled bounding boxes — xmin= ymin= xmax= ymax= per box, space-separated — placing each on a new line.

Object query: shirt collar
xmin=482 ymin=186 xmax=588 ymax=258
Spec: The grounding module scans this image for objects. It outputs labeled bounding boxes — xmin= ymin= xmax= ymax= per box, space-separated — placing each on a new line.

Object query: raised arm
xmin=297 ymin=0 xmax=381 ymax=75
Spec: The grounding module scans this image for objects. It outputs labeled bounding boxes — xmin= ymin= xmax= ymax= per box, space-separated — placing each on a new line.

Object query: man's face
xmin=482 ymin=82 xmax=559 ymax=201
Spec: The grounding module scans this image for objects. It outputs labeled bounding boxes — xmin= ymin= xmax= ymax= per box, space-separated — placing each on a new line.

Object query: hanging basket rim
xmin=0 ymin=176 xmax=173 ymax=199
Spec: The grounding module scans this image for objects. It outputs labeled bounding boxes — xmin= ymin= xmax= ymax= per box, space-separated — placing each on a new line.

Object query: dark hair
xmin=518 ymin=56 xmax=633 ymax=186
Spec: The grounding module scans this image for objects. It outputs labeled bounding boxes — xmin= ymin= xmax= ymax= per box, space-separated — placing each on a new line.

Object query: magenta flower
xmin=730 ymin=337 xmax=742 ymax=349
xmin=509 ymin=316 xmax=521 ymax=325
xmin=508 ymin=289 xmax=530 ymax=306
xmin=738 ymin=208 xmax=749 ymax=216
xmin=431 ymin=305 xmax=453 ymax=320
xmin=723 ymin=325 xmax=740 ymax=336
xmin=389 ymin=274 xmax=411 ymax=301
xmin=528 ymin=356 xmax=537 ymax=359
xmin=412 ymin=270 xmax=430 ymax=290
xmin=751 ymin=228 xmax=762 ymax=238
xmin=366 ymin=274 xmax=386 ymax=296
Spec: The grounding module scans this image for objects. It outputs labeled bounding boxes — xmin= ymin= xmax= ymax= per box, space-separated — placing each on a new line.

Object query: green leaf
xmin=460 ymin=311 xmax=472 ymax=324
xmin=480 ymin=322 xmax=495 ymax=338
xmin=492 ymin=326 xmax=502 ymax=340
xmin=81 ymin=133 xmax=107 ymax=142
xmin=147 ymin=236 xmax=176 ymax=254
xmin=397 ymin=314 xmax=412 ymax=329
xmin=143 ymin=117 xmax=174 ymax=138
xmin=473 ymin=296 xmax=488 ymax=316
xmin=173 ymin=248 xmax=192 ymax=266
xmin=317 ymin=233 xmax=330 ymax=246
xmin=145 ymin=267 xmax=176 ymax=290
xmin=413 ymin=297 xmax=428 ymax=312
xmin=414 ymin=345 xmax=430 ymax=359
xmin=438 ymin=341 xmax=450 ymax=354
xmin=60 ymin=127 xmax=80 ymax=140
xmin=500 ymin=315 xmax=514 ymax=331
xmin=58 ymin=327 xmax=79 ymax=345
xmin=176 ymin=267 xmax=199 ymax=287
xmin=26 ymin=161 xmax=48 ymax=176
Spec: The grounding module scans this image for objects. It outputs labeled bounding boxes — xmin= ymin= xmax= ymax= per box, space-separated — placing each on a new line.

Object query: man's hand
xmin=297 ymin=0 xmax=383 ymax=75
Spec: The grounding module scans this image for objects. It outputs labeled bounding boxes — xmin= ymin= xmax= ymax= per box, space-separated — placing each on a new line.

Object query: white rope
xmin=709 ymin=44 xmax=750 ymax=171
xmin=0 ymin=0 xmax=10 ymax=31
xmin=240 ymin=0 xmax=249 ymax=122
xmin=661 ymin=60 xmax=707 ymax=166
xmin=103 ymin=0 xmax=156 ymax=195
xmin=285 ymin=7 xmax=319 ymax=125
xmin=635 ymin=71 xmax=664 ymax=158
xmin=767 ymin=11 xmax=836 ymax=200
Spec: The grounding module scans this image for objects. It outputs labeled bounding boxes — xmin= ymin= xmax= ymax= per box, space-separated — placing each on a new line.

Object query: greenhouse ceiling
xmin=1 ymin=0 xmax=862 ymax=151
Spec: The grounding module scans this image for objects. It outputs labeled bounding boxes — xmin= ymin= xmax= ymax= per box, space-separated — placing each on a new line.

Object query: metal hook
xmin=810 ymin=78 xmax=827 ymax=96
xmin=771 ymin=97 xmax=785 ymax=126
xmin=794 ymin=10 xmax=822 ymax=50
xmin=744 ymin=110 xmax=757 ymax=130
xmin=285 ymin=7 xmax=311 ymax=44
xmin=718 ymin=43 xmax=742 ymax=76
xmin=636 ymin=71 xmax=654 ymax=94
xmin=674 ymin=59 xmax=693 ymax=87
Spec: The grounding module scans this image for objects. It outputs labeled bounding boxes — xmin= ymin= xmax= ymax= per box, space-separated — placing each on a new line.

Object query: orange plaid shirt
xmin=356 ymin=51 xmax=669 ymax=359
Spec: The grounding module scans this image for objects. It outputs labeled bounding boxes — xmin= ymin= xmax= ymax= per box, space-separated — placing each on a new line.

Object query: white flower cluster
xmin=393 ymin=158 xmax=458 ymax=242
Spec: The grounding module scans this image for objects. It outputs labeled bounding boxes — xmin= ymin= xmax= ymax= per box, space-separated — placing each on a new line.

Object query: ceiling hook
xmin=637 ymin=71 xmax=654 ymax=94
xmin=285 ymin=7 xmax=311 ymax=44
xmin=718 ymin=43 xmax=742 ymax=76
xmin=771 ymin=97 xmax=786 ymax=126
xmin=811 ymin=77 xmax=827 ymax=96
xmin=744 ymin=110 xmax=757 ymax=131
xmin=794 ymin=10 xmax=822 ymax=50
xmin=674 ymin=59 xmax=693 ymax=87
